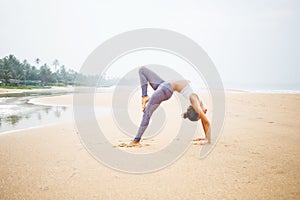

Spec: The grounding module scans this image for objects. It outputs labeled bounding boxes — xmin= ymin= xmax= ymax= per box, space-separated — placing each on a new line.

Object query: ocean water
xmin=95 ymin=82 xmax=300 ymax=94
xmin=0 ymin=92 xmax=72 ymax=134
xmin=224 ymin=82 xmax=300 ymax=94
xmin=0 ymin=92 xmax=110 ymax=134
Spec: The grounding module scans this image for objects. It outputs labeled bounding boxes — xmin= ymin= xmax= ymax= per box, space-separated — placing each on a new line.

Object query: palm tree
xmin=35 ymin=58 xmax=40 ymax=65
xmin=1 ymin=57 xmax=12 ymax=85
xmin=52 ymin=59 xmax=59 ymax=72
xmin=39 ymin=63 xmax=52 ymax=84
xmin=22 ymin=59 xmax=28 ymax=85
xmin=59 ymin=65 xmax=67 ymax=83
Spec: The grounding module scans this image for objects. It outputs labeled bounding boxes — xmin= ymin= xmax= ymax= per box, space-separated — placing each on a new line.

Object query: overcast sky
xmin=0 ymin=0 xmax=299 ymax=89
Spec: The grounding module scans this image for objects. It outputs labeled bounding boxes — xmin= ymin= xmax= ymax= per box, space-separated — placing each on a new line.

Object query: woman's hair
xmin=183 ymin=105 xmax=199 ymax=121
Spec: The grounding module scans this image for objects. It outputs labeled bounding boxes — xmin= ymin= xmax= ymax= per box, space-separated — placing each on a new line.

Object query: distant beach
xmin=0 ymin=86 xmax=74 ymax=95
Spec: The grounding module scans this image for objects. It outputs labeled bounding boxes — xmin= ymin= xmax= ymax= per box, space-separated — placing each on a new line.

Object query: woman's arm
xmin=190 ymin=94 xmax=211 ymax=143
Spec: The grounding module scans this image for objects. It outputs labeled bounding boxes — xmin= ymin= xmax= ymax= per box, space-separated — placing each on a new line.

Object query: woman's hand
xmin=142 ymin=96 xmax=150 ymax=112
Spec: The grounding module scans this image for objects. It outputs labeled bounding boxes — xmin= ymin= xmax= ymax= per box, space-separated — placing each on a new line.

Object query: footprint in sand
xmin=117 ymin=143 xmax=128 ymax=147
xmin=192 ymin=141 xmax=209 ymax=146
xmin=116 ymin=143 xmax=151 ymax=148
xmin=192 ymin=138 xmax=209 ymax=146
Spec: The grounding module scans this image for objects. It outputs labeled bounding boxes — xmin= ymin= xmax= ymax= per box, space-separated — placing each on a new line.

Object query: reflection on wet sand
xmin=5 ymin=115 xmax=22 ymax=126
xmin=0 ymin=106 xmax=67 ymax=127
xmin=0 ymin=92 xmax=72 ymax=133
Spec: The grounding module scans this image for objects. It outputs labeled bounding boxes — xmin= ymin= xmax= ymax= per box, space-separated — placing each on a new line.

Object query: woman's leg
xmin=133 ymin=83 xmax=173 ymax=142
xmin=139 ymin=66 xmax=165 ymax=111
xmin=139 ymin=66 xmax=164 ymax=97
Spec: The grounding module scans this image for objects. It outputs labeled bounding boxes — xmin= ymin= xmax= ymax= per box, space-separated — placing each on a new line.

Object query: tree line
xmin=0 ymin=55 xmax=77 ymax=86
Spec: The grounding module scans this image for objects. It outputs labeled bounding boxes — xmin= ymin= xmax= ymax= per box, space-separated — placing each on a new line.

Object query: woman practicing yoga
xmin=128 ymin=66 xmax=211 ymax=147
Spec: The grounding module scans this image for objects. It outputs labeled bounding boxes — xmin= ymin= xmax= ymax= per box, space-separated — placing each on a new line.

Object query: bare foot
xmin=127 ymin=141 xmax=141 ymax=147
xmin=142 ymin=96 xmax=150 ymax=112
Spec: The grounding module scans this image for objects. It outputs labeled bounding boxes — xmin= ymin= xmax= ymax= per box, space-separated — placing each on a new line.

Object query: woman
xmin=128 ymin=66 xmax=211 ymax=147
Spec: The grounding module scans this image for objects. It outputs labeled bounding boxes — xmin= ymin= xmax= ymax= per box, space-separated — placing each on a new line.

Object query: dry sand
xmin=0 ymin=92 xmax=299 ymax=199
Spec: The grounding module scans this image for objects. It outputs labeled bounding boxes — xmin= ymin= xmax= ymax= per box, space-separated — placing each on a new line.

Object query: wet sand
xmin=0 ymin=92 xmax=299 ymax=199
xmin=0 ymin=86 xmax=74 ymax=95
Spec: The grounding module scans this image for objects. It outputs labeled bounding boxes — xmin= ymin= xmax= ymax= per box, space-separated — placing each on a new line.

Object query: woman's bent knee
xmin=139 ymin=66 xmax=147 ymax=74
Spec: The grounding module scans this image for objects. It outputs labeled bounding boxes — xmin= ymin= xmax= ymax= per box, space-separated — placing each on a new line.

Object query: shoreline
xmin=2 ymin=86 xmax=299 ymax=96
xmin=0 ymin=86 xmax=74 ymax=95
xmin=2 ymin=92 xmax=299 ymax=136
xmin=28 ymin=91 xmax=300 ymax=107
xmin=28 ymin=94 xmax=74 ymax=107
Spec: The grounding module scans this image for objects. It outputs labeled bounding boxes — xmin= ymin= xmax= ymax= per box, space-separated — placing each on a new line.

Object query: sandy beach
xmin=0 ymin=92 xmax=299 ymax=199
xmin=0 ymin=86 xmax=74 ymax=95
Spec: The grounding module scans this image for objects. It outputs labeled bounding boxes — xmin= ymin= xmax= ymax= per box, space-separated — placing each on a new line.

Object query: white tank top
xmin=180 ymin=82 xmax=201 ymax=100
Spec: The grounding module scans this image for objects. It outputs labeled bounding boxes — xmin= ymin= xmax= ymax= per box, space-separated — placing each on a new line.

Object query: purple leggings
xmin=134 ymin=66 xmax=174 ymax=142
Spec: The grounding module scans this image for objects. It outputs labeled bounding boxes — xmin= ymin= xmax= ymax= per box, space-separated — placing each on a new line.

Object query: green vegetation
xmin=0 ymin=54 xmax=119 ymax=88
xmin=0 ymin=85 xmax=40 ymax=89
xmin=0 ymin=54 xmax=77 ymax=88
